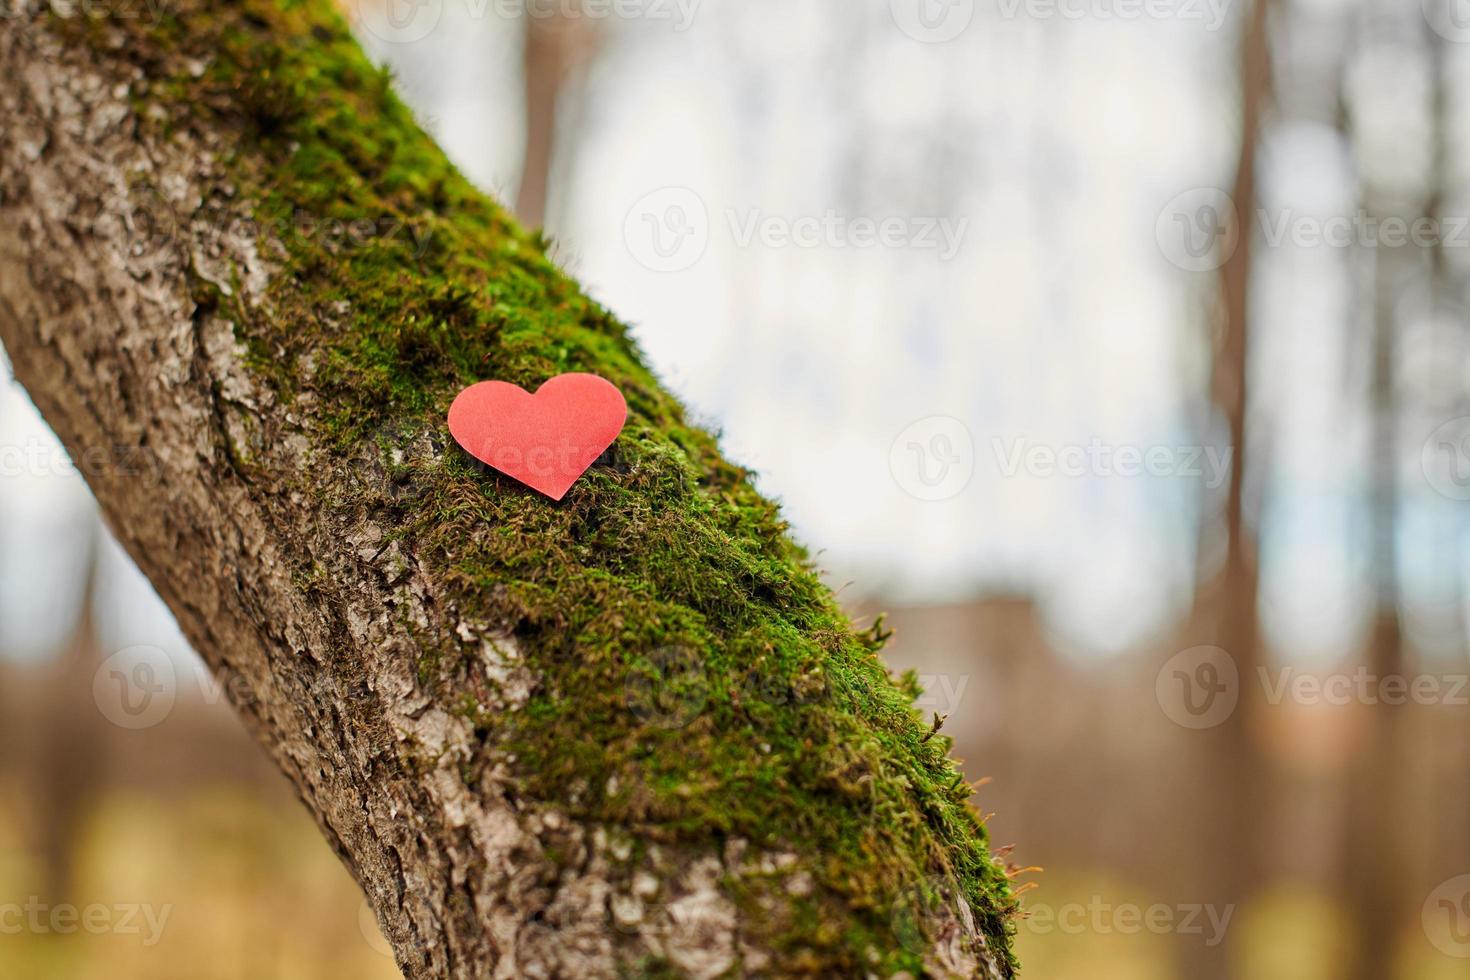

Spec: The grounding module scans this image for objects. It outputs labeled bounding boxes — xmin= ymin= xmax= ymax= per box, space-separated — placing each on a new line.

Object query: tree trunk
xmin=514 ymin=9 xmax=595 ymax=230
xmin=1187 ymin=2 xmax=1273 ymax=978
xmin=0 ymin=2 xmax=1016 ymax=977
xmin=35 ymin=522 xmax=105 ymax=906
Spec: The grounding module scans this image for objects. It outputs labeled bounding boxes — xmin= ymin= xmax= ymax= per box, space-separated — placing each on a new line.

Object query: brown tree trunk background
xmin=1186 ymin=2 xmax=1273 ymax=978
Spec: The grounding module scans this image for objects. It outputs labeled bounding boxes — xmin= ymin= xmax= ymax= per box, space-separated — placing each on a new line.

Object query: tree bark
xmin=0 ymin=2 xmax=1016 ymax=977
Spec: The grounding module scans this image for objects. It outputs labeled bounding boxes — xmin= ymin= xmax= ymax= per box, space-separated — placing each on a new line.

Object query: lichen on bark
xmin=0 ymin=1 xmax=1019 ymax=976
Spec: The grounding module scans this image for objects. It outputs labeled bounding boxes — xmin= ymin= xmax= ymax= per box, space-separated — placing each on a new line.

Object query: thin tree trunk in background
xmin=1340 ymin=221 xmax=1408 ymax=980
xmin=35 ymin=524 xmax=104 ymax=905
xmin=1358 ymin=22 xmax=1462 ymax=975
xmin=1189 ymin=2 xmax=1273 ymax=978
xmin=1339 ymin=14 xmax=1452 ymax=975
xmin=514 ymin=9 xmax=596 ymax=230
xmin=1426 ymin=26 xmax=1470 ymax=905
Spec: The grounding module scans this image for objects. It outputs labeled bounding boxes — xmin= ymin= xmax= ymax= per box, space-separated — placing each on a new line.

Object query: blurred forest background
xmin=4 ymin=0 xmax=1470 ymax=977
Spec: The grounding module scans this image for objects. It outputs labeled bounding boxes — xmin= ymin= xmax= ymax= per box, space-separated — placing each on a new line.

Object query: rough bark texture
xmin=0 ymin=3 xmax=1016 ymax=977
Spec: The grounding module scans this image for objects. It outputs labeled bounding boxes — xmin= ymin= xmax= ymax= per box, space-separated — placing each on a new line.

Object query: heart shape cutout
xmin=448 ymin=373 xmax=628 ymax=500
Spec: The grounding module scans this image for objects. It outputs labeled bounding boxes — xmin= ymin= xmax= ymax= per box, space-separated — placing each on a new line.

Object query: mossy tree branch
xmin=0 ymin=2 xmax=1017 ymax=976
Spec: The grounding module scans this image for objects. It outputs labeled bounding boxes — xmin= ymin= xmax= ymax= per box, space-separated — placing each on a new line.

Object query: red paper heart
xmin=448 ymin=373 xmax=628 ymax=500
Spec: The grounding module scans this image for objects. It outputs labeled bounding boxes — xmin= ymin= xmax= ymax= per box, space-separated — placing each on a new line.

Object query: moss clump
xmin=73 ymin=1 xmax=1018 ymax=973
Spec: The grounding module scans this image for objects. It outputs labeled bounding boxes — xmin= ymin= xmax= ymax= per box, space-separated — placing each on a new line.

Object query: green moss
xmin=72 ymin=1 xmax=1018 ymax=973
